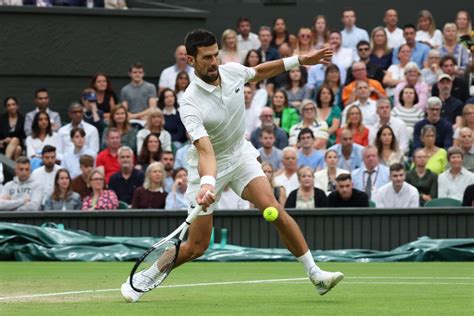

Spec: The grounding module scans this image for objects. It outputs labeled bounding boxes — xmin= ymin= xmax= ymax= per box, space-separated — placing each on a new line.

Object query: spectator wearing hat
xmin=431 ymin=55 xmax=470 ymax=102
xmin=436 ymin=73 xmax=464 ymax=127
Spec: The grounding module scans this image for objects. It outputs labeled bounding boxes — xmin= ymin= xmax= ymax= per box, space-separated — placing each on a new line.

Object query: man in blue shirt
xmin=297 ymin=128 xmax=324 ymax=171
xmin=392 ymin=24 xmax=429 ymax=68
xmin=328 ymin=129 xmax=364 ymax=172
xmin=340 ymin=8 xmax=369 ymax=59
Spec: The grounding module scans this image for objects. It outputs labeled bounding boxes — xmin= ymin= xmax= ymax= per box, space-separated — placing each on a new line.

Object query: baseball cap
xmin=437 ymin=73 xmax=453 ymax=82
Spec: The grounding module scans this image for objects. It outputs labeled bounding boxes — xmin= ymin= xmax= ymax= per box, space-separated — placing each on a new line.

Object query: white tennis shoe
xmin=121 ymin=278 xmax=144 ymax=303
xmin=309 ymin=268 xmax=344 ymax=296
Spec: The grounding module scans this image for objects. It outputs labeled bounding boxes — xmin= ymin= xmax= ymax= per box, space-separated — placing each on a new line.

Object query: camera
xmin=82 ymin=91 xmax=97 ymax=102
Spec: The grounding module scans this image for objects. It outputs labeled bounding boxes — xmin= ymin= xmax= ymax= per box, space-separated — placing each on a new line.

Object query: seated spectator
xmin=341 ymin=80 xmax=378 ymax=126
xmin=351 ymin=146 xmax=390 ymax=200
xmin=271 ymin=17 xmax=296 ymax=49
xmin=296 ymin=128 xmax=324 ymax=171
xmin=58 ymin=102 xmax=99 ymax=154
xmin=418 ymin=124 xmax=448 ymax=175
xmin=284 ymin=66 xmax=306 ymax=109
xmin=266 ymin=43 xmax=294 ymax=92
xmin=72 ymin=154 xmax=94 ymax=199
xmin=90 ymin=72 xmax=118 ymax=121
xmin=439 ymin=23 xmax=470 ymax=77
xmin=392 ymin=86 xmax=425 ymax=140
xmin=81 ymin=88 xmax=106 ymax=136
xmin=374 ymin=125 xmax=405 ymax=167
xmin=393 ymin=62 xmax=429 ymax=111
xmin=315 ymin=85 xmax=341 ymax=147
xmin=275 ymin=147 xmax=299 ymax=197
xmin=44 ymin=169 xmax=82 ymax=211
xmin=293 ymin=27 xmax=316 ymax=57
xmin=136 ymin=108 xmax=172 ymax=154
xmin=342 ymin=62 xmax=386 ymax=106
xmin=457 ymin=128 xmax=474 ymax=172
xmin=305 ymin=64 xmax=345 ymax=106
xmin=406 ymin=149 xmax=438 ymax=206
xmin=158 ymin=88 xmax=187 ymax=149
xmin=262 ymin=162 xmax=286 ymax=206
xmin=26 ymin=112 xmax=63 ymax=169
xmin=132 ymin=162 xmax=168 ymax=209
xmin=337 ymin=105 xmax=369 ymax=146
xmin=257 ymin=26 xmax=280 ymax=63
xmin=431 ymin=56 xmax=470 ymax=102
xmin=236 ymin=17 xmax=261 ymax=55
xmin=0 ymin=157 xmax=42 ymax=211
xmin=383 ymin=44 xmax=411 ymax=97
xmin=328 ymin=173 xmax=369 ymax=207
xmin=24 ymin=88 xmax=61 ymax=136
xmin=136 ymin=133 xmax=162 ymax=172
xmin=436 ymin=74 xmax=464 ymax=127
xmin=392 ymin=24 xmax=430 ymax=69
xmin=216 ymin=186 xmax=250 ymax=210
xmin=101 ymin=105 xmax=138 ymax=153
xmin=109 ymin=146 xmax=144 ymax=206
xmin=251 ymin=107 xmax=289 ymax=150
xmin=462 ymin=184 xmax=474 ymax=207
xmin=438 ymin=147 xmax=474 ymax=201
xmin=374 ymin=163 xmax=419 ymax=208
xmin=158 ymin=45 xmax=194 ymax=93
xmin=31 ymin=145 xmax=61 ymax=206
xmin=243 ymin=86 xmax=262 ymax=139
xmin=271 ymin=89 xmax=300 ymax=134
xmin=413 ymin=97 xmax=453 ymax=150
xmin=104 ymin=0 xmax=127 ymax=9
xmin=369 ymin=27 xmax=393 ymax=71
xmin=82 ymin=169 xmax=119 ymax=210
xmin=346 ymin=40 xmax=384 ymax=84
xmin=314 ymin=149 xmax=349 ymax=196
xmin=258 ymin=126 xmax=283 ymax=171
xmin=165 ymin=167 xmax=188 ymax=210
xmin=453 ymin=104 xmax=474 ymax=145
xmin=174 ymin=133 xmax=191 ymax=171
xmin=61 ymin=127 xmax=96 ymax=178
xmin=329 ymin=30 xmax=354 ymax=71
xmin=289 ymin=99 xmax=328 ymax=149
xmin=175 ymin=71 xmax=191 ymax=104
xmin=0 ymin=96 xmax=24 ymax=160
xmin=285 ymin=166 xmax=328 ymax=208
xmin=329 ymin=129 xmax=364 ymax=171
xmin=120 ymin=62 xmax=157 ymax=121
xmin=218 ymin=29 xmax=246 ymax=64
xmin=160 ymin=151 xmax=175 ymax=193
xmin=96 ymin=128 xmax=121 ymax=183
xmin=416 ymin=10 xmax=443 ymax=49
xmin=421 ymin=49 xmax=443 ymax=88
xmin=312 ymin=15 xmax=329 ymax=49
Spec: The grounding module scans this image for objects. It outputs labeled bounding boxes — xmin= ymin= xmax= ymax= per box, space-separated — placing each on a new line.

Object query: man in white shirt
xmin=340 ymin=8 xmax=369 ymax=59
xmin=383 ymin=9 xmax=405 ymax=49
xmin=368 ymin=98 xmax=409 ymax=153
xmin=329 ymin=30 xmax=354 ymax=70
xmin=31 ymin=145 xmax=61 ymax=206
xmin=236 ymin=17 xmax=261 ymax=56
xmin=438 ymin=147 xmax=474 ymax=201
xmin=352 ymin=146 xmax=390 ymax=200
xmin=58 ymin=102 xmax=99 ymax=154
xmin=243 ymin=86 xmax=261 ymax=139
xmin=61 ymin=127 xmax=97 ymax=178
xmin=342 ymin=80 xmax=378 ymax=126
xmin=275 ymin=147 xmax=299 ymax=197
xmin=158 ymin=45 xmax=195 ymax=93
xmin=374 ymin=163 xmax=419 ymax=208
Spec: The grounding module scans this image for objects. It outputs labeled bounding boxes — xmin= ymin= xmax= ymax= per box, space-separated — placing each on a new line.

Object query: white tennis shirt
xmin=180 ymin=62 xmax=259 ymax=167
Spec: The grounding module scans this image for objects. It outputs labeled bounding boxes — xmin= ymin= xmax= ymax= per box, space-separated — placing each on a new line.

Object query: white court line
xmin=1 ymin=276 xmax=473 ymax=301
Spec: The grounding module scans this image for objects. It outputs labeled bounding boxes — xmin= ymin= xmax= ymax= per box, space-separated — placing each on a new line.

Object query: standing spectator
xmin=337 ymin=105 xmax=369 ymax=146
xmin=271 ymin=89 xmax=299 ymax=134
xmin=258 ymin=26 xmax=280 ymax=62
xmin=305 ymin=63 xmax=346 ymax=100
xmin=312 ymin=15 xmax=330 ymax=49
xmin=438 ymin=147 xmax=474 ymax=201
xmin=58 ymin=102 xmax=99 ymax=154
xmin=436 ymin=74 xmax=464 ymax=127
xmin=457 ymin=128 xmax=474 ymax=172
xmin=374 ymin=125 xmax=405 ymax=167
xmin=61 ymin=127 xmax=96 ymax=178
xmin=218 ymin=29 xmax=246 ymax=64
xmin=250 ymin=107 xmax=289 ymax=150
xmin=342 ymin=63 xmax=386 ymax=106
xmin=284 ymin=67 xmax=306 ymax=109
xmin=383 ymin=9 xmax=404 ymax=49
xmin=243 ymin=86 xmax=262 ymax=139
xmin=120 ymin=62 xmax=156 ymax=120
xmin=90 ymin=72 xmax=118 ymax=121
xmin=393 ymin=62 xmax=429 ymax=111
xmin=329 ymin=30 xmax=354 ymax=71
xmin=285 ymin=166 xmax=328 ymax=208
xmin=82 ymin=169 xmax=119 ymax=210
xmin=158 ymin=88 xmax=187 ymax=149
xmin=416 ymin=10 xmax=443 ymax=49
xmin=258 ymin=126 xmax=283 ymax=171
xmin=439 ymin=23 xmax=470 ymax=76
xmin=270 ymin=17 xmax=296 ymax=49
xmin=314 ymin=149 xmax=349 ymax=196
xmin=293 ymin=27 xmax=316 ymax=57
xmin=236 ymin=17 xmax=261 ymax=55
xmin=455 ymin=10 xmax=472 ymax=49
xmin=374 ymin=163 xmax=419 ymax=208
xmin=392 ymin=24 xmax=430 ymax=69
xmin=328 ymin=128 xmax=364 ymax=172
xmin=383 ymin=44 xmax=411 ymax=98
xmin=108 ymin=146 xmax=144 ymax=205
xmin=340 ymin=8 xmax=369 ymax=58
xmin=96 ymin=128 xmax=121 ymax=183
xmin=453 ymin=104 xmax=474 ymax=144
xmin=44 ymin=169 xmax=82 ymax=211
xmin=158 ymin=45 xmax=195 ymax=93
xmin=421 ymin=49 xmax=443 ymax=88
xmin=275 ymin=147 xmax=299 ymax=197
xmin=323 ymin=64 xmax=344 ymax=109
xmin=315 ymin=84 xmax=341 ymax=147
xmin=160 ymin=151 xmax=175 ymax=193
xmin=0 ymin=157 xmax=42 ymax=211
xmin=392 ymin=86 xmax=425 ymax=141
xmin=262 ymin=162 xmax=286 ymax=206
xmin=296 ymin=128 xmax=324 ymax=171
xmin=24 ymin=88 xmax=61 ymax=136
xmin=81 ymin=88 xmax=106 ymax=136
xmin=351 ymin=146 xmax=390 ymax=200
xmin=418 ymin=125 xmax=448 ymax=175
xmin=289 ymin=99 xmax=328 ymax=149
xmin=346 ymin=40 xmax=385 ymax=84
xmin=342 ymin=80 xmax=378 ymax=126
xmin=101 ymin=105 xmax=138 ymax=153
xmin=136 ymin=133 xmax=162 ymax=172
xmin=406 ymin=149 xmax=438 ymax=206
xmin=0 ymin=96 xmax=24 ymax=160
xmin=132 ymin=162 xmax=168 ymax=209
xmin=328 ymin=173 xmax=369 ymax=207
xmin=174 ymin=71 xmax=191 ymax=104
xmin=136 ymin=108 xmax=172 ymax=153
xmin=71 ymin=154 xmax=94 ymax=199
xmin=165 ymin=167 xmax=188 ymax=210
xmin=31 ymin=145 xmax=61 ymax=206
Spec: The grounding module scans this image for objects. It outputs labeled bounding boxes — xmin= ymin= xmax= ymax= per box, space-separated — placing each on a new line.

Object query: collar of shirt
xmin=162 ymin=107 xmax=177 ymax=115
xmin=194 ymin=74 xmax=219 ymax=93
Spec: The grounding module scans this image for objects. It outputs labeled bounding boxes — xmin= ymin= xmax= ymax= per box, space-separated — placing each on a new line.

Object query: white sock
xmin=143 ymin=263 xmax=161 ymax=279
xmin=296 ymin=250 xmax=321 ymax=275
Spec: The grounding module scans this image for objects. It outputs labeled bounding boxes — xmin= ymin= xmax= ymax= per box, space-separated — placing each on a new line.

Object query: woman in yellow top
xmin=419 ymin=124 xmax=447 ymax=175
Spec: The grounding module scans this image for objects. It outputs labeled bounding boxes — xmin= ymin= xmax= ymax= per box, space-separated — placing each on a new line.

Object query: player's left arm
xmin=250 ymin=47 xmax=333 ymax=82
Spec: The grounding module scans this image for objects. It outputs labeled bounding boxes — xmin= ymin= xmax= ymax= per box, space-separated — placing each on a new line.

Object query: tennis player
xmin=121 ymin=29 xmax=343 ymax=302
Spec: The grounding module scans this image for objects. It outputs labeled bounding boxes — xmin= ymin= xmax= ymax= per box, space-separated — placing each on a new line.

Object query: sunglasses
xmin=358 ymin=47 xmax=370 ymax=52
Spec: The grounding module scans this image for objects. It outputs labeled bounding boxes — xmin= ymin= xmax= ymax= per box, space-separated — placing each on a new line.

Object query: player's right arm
xmin=194 ymin=136 xmax=217 ymax=209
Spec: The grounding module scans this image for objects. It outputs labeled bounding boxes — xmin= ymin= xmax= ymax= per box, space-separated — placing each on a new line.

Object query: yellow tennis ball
xmin=263 ymin=207 xmax=279 ymax=222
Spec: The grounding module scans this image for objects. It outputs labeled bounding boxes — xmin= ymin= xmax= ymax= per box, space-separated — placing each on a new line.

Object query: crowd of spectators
xmin=0 ymin=7 xmax=473 ymax=211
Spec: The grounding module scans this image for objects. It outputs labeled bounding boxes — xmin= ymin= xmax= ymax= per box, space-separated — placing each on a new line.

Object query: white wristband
xmin=283 ymin=56 xmax=300 ymax=71
xmin=200 ymin=175 xmax=216 ymax=187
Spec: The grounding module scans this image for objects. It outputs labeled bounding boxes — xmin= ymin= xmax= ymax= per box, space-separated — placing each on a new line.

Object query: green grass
xmin=0 ymin=262 xmax=473 ymax=315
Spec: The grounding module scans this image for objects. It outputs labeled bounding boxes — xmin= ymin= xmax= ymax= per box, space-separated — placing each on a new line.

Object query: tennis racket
xmin=129 ymin=203 xmax=203 ymax=293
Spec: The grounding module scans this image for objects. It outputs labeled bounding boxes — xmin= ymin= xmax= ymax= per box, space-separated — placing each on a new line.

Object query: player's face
xmin=16 ymin=163 xmax=30 ymax=182
xmin=437 ymin=79 xmax=452 ymax=95
xmin=337 ymin=179 xmax=353 ymax=199
xmin=189 ymin=44 xmax=220 ymax=84
xmin=390 ymin=170 xmax=405 ymax=189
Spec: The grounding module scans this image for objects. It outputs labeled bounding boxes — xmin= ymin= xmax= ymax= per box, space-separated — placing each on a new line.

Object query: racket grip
xmin=185 ymin=204 xmax=203 ymax=224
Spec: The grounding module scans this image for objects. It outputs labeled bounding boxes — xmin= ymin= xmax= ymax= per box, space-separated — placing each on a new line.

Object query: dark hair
xmin=297 ymin=127 xmax=314 ymax=141
xmin=129 ymin=62 xmax=144 ymax=72
xmin=323 ymin=64 xmax=341 ymax=86
xmin=389 ymin=163 xmax=405 ymax=173
xmin=403 ymin=24 xmax=417 ymax=31
xmin=260 ymin=125 xmax=275 ymax=137
xmin=184 ymin=29 xmax=217 ymax=57
xmin=399 ymin=85 xmax=419 ymax=106
xmin=51 ymin=168 xmax=73 ymax=201
xmin=90 ymin=72 xmax=114 ymax=93
xmin=440 ymin=55 xmax=457 ymax=67
xmin=158 ymin=88 xmax=179 ymax=110
xmin=70 ymin=127 xmax=86 ymax=139
xmin=356 ymin=40 xmax=370 ymax=49
xmin=237 ymin=16 xmax=251 ymax=26
xmin=16 ymin=156 xmax=30 ymax=165
xmin=79 ymin=154 xmax=94 ymax=167
xmin=31 ymin=111 xmax=52 ymax=138
xmin=336 ymin=173 xmax=352 ymax=182
xmin=272 ymin=89 xmax=289 ymax=110
xmin=138 ymin=133 xmax=163 ymax=166
xmin=342 ymin=7 xmax=355 ymax=16
xmin=271 ymin=17 xmax=289 ymax=40
xmin=4 ymin=96 xmax=18 ymax=107
xmin=35 ymin=88 xmax=48 ymax=98
xmin=42 ymin=145 xmax=56 ymax=155
xmin=315 ymin=84 xmax=335 ymax=108
xmin=447 ymin=146 xmax=464 ymax=161
xmin=174 ymin=71 xmax=190 ymax=92
xmin=375 ymin=125 xmax=398 ymax=154
xmin=285 ymin=66 xmax=306 ymax=90
xmin=244 ymin=49 xmax=263 ymax=67
xmin=329 ymin=29 xmax=342 ymax=37
xmin=172 ymin=167 xmax=188 ymax=180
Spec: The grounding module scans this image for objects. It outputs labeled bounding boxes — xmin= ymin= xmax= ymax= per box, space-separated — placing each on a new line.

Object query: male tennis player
xmin=121 ymin=29 xmax=343 ymax=302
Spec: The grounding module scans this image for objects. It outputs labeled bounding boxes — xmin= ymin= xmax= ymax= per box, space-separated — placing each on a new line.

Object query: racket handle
xmin=185 ymin=204 xmax=203 ymax=224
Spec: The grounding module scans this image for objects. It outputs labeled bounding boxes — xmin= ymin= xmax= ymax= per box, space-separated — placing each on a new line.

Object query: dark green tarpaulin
xmin=1 ymin=222 xmax=473 ymax=262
